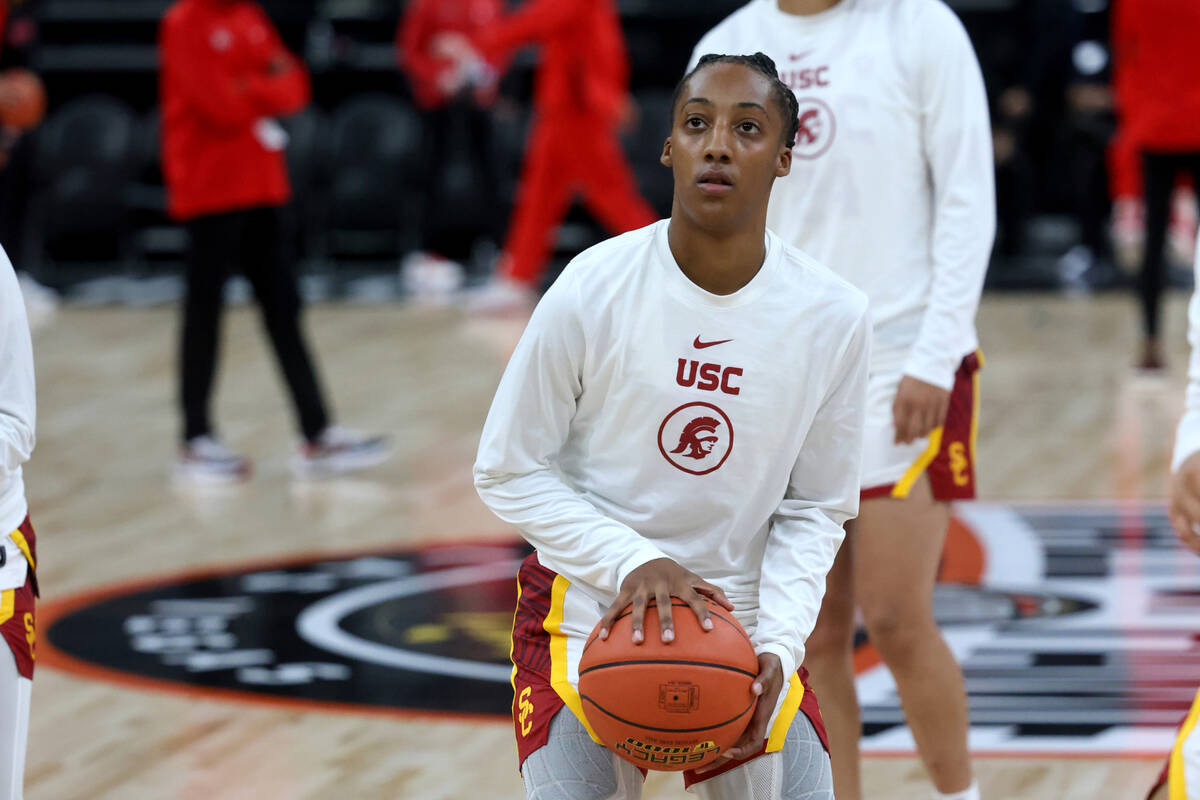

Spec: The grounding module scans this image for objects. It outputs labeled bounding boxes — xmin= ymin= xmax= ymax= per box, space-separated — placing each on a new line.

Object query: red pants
xmin=502 ymin=113 xmax=657 ymax=286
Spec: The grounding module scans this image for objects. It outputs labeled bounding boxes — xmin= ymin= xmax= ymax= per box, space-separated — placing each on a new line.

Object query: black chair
xmin=281 ymin=107 xmax=329 ymax=267
xmin=27 ymin=95 xmax=139 ymax=277
xmin=124 ymin=108 xmax=189 ymax=273
xmin=323 ymin=94 xmax=423 ymax=263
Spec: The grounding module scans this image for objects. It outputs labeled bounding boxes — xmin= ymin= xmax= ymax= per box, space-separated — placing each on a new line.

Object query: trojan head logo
xmin=792 ymin=97 xmax=836 ymax=160
xmin=658 ymin=402 xmax=733 ymax=475
xmin=670 ymin=417 xmax=720 ymax=460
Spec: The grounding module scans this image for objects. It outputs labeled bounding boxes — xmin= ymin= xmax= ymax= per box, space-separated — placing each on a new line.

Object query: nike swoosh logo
xmin=789 ymin=51 xmax=813 ymax=62
xmin=694 ymin=336 xmax=733 ymax=349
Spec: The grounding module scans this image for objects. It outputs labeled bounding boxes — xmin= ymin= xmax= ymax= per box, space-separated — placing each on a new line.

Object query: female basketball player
xmin=0 ymin=247 xmax=36 ymax=800
xmin=691 ymin=3 xmax=995 ymax=798
xmin=1154 ymin=229 xmax=1200 ymax=800
xmin=475 ymin=54 xmax=870 ymax=799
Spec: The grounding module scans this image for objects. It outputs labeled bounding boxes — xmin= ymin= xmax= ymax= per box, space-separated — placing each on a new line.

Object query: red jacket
xmin=159 ymin=0 xmax=309 ymax=220
xmin=1112 ymin=0 xmax=1200 ymax=151
xmin=397 ymin=0 xmax=502 ymax=110
xmin=471 ymin=0 xmax=630 ymax=123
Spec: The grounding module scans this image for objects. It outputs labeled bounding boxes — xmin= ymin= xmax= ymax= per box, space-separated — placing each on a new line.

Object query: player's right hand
xmin=598 ymin=558 xmax=734 ymax=645
xmin=1168 ymin=451 xmax=1200 ymax=555
xmin=893 ymin=375 xmax=950 ymax=444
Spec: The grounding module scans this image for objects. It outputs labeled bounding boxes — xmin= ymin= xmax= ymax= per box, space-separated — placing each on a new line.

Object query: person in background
xmin=1109 ymin=130 xmax=1197 ymax=279
xmin=1111 ymin=0 xmax=1200 ymax=371
xmin=0 ymin=251 xmax=38 ymax=800
xmin=396 ymin=0 xmax=505 ymax=295
xmin=1151 ymin=228 xmax=1200 ymax=800
xmin=435 ymin=0 xmax=658 ymax=315
xmin=160 ymin=0 xmax=390 ymax=482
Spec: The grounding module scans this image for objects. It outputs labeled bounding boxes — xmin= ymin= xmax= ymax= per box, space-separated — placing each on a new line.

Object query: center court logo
xmin=37 ymin=505 xmax=1200 ymax=757
xmin=658 ymin=401 xmax=733 ymax=475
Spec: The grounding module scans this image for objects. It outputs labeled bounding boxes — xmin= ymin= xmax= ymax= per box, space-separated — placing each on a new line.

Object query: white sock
xmin=933 ymin=781 xmax=980 ymax=800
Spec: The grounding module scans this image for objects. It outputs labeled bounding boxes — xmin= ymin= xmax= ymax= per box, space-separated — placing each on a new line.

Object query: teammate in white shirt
xmin=475 ymin=54 xmax=871 ymax=799
xmin=0 ymin=248 xmax=38 ymax=800
xmin=691 ymin=3 xmax=995 ymax=800
xmin=1156 ymin=230 xmax=1200 ymax=800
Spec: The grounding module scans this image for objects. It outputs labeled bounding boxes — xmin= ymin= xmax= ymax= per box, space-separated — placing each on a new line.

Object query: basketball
xmin=0 ymin=68 xmax=45 ymax=130
xmin=578 ymin=597 xmax=759 ymax=771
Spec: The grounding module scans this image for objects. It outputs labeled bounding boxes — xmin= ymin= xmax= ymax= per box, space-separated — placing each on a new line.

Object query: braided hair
xmin=671 ymin=52 xmax=800 ymax=149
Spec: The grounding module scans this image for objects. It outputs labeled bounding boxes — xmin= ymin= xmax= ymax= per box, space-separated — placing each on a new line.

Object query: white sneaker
xmin=401 ymin=252 xmax=466 ymax=306
xmin=460 ymin=276 xmax=536 ymax=316
xmin=290 ymin=426 xmax=392 ymax=479
xmin=174 ymin=435 xmax=252 ymax=484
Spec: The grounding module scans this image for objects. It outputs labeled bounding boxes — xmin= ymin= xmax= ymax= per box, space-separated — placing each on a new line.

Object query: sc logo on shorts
xmin=518 ymin=686 xmax=534 ymax=736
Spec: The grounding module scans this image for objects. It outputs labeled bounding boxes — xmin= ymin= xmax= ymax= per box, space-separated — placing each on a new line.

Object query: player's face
xmin=662 ymin=63 xmax=792 ymax=234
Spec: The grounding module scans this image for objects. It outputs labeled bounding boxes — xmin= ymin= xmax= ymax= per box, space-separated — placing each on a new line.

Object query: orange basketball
xmin=578 ymin=598 xmax=758 ymax=771
xmin=0 ymin=68 xmax=45 ymax=130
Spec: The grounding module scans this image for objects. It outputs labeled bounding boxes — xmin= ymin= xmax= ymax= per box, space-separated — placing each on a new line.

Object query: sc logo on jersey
xmin=658 ymin=402 xmax=733 ymax=476
xmin=792 ymin=97 xmax=836 ymax=160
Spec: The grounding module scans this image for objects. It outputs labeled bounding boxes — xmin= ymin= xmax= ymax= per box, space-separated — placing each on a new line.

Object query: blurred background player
xmin=395 ymin=0 xmax=504 ymax=298
xmin=691 ymin=2 xmax=994 ymax=799
xmin=433 ymin=0 xmax=658 ymax=315
xmin=476 ymin=53 xmax=869 ymax=799
xmin=0 ymin=250 xmax=37 ymax=800
xmin=1111 ymin=0 xmax=1200 ymax=372
xmin=1152 ymin=228 xmax=1200 ymax=800
xmin=160 ymin=0 xmax=389 ymax=482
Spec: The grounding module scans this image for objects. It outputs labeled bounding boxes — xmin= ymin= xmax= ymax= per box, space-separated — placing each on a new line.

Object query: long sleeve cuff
xmin=902 ymin=349 xmax=959 ymax=392
xmin=755 ymin=642 xmax=797 ymax=685
xmin=614 ymin=542 xmax=672 ymax=591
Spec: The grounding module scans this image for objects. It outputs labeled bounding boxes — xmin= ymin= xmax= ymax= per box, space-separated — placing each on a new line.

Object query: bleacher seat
xmin=281 ymin=107 xmax=329 ymax=266
xmin=625 ymin=89 xmax=675 ymax=217
xmin=323 ymin=93 xmax=422 ymax=263
xmin=27 ymin=94 xmax=139 ymax=275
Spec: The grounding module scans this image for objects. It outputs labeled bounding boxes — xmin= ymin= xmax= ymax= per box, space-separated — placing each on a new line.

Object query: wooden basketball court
xmin=23 ymin=290 xmax=1192 ymax=799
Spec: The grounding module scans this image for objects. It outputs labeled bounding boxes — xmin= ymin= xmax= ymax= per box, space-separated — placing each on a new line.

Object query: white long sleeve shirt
xmin=691 ymin=0 xmax=995 ymax=389
xmin=474 ymin=221 xmax=870 ymax=679
xmin=1174 ymin=230 xmax=1200 ymax=470
xmin=0 ymin=249 xmax=35 ymax=558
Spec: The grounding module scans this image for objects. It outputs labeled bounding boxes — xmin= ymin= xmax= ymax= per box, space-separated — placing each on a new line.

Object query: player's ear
xmin=776 ymin=144 xmax=792 ymax=178
xmin=661 ymin=137 xmax=673 ymax=168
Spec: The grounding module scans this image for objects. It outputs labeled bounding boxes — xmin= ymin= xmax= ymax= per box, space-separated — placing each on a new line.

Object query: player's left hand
xmin=892 ymin=375 xmax=950 ymax=445
xmin=693 ymin=652 xmax=783 ymax=774
xmin=1168 ymin=451 xmax=1200 ymax=555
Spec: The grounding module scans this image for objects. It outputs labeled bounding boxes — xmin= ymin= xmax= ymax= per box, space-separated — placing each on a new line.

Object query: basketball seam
xmin=584 ymin=600 xmax=753 ymax=654
xmin=579 ymin=694 xmax=756 ymax=734
xmin=578 ymin=659 xmax=758 ymax=679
